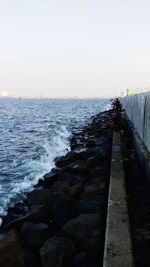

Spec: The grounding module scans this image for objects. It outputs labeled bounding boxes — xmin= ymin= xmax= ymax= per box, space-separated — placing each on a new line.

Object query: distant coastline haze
xmin=0 ymin=1 xmax=150 ymax=98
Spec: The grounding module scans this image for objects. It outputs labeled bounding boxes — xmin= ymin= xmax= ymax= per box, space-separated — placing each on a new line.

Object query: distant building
xmin=122 ymin=88 xmax=150 ymax=96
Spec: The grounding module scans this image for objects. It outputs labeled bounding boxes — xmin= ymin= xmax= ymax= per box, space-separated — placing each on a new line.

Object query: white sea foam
xmin=0 ymin=125 xmax=71 ymax=224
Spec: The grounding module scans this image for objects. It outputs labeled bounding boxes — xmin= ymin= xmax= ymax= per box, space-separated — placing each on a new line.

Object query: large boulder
xmin=2 ymin=203 xmax=28 ymax=227
xmin=73 ymin=149 xmax=101 ymax=160
xmin=55 ymin=151 xmax=78 ymax=168
xmin=44 ymin=171 xmax=81 ymax=189
xmin=71 ymin=253 xmax=89 ymax=267
xmin=43 ymin=169 xmax=61 ymax=188
xmin=66 ymin=161 xmax=89 ymax=176
xmin=50 ymin=180 xmax=72 ymax=193
xmin=21 ymin=222 xmax=49 ymax=250
xmin=51 ymin=176 xmax=84 ymax=195
xmin=40 ymin=236 xmax=75 ymax=267
xmin=71 ymin=252 xmax=98 ymax=267
xmin=0 ymin=229 xmax=25 ymax=267
xmin=68 ymin=181 xmax=84 ymax=197
xmin=86 ymin=156 xmax=102 ymax=168
xmin=78 ymin=195 xmax=107 ymax=214
xmin=63 ymin=213 xmax=104 ymax=256
xmin=5 ymin=205 xmax=50 ymax=230
xmin=82 ymin=179 xmax=107 ymax=197
xmin=27 ymin=191 xmax=77 ymax=228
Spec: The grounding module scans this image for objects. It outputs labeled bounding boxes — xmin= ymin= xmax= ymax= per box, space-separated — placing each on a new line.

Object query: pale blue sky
xmin=0 ymin=0 xmax=150 ymax=97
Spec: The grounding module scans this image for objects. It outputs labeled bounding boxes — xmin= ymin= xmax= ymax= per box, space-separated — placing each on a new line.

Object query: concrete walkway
xmin=103 ymin=131 xmax=134 ymax=267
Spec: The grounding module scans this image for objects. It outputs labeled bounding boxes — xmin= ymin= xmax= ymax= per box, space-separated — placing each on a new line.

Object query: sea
xmin=0 ymin=98 xmax=111 ymax=223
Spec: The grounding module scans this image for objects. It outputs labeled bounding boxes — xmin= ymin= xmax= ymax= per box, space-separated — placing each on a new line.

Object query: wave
xmin=0 ymin=125 xmax=71 ymax=220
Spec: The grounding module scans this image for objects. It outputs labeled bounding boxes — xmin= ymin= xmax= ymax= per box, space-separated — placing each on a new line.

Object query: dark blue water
xmin=0 ymin=98 xmax=111 ymax=222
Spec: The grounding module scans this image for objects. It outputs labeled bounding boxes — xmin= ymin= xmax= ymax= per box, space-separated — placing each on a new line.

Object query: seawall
xmin=120 ymin=93 xmax=150 ymax=180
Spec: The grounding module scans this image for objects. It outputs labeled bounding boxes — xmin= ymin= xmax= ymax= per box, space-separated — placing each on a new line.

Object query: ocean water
xmin=0 ymin=98 xmax=111 ymax=221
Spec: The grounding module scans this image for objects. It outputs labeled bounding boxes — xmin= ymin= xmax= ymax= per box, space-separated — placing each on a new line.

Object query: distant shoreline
xmin=0 ymin=97 xmax=112 ymax=100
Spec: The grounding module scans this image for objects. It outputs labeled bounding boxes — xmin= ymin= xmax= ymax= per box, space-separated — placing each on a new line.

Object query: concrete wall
xmin=121 ymin=93 xmax=150 ymax=153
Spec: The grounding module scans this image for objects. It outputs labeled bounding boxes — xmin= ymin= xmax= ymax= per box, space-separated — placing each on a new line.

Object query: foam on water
xmin=0 ymin=125 xmax=71 ymax=218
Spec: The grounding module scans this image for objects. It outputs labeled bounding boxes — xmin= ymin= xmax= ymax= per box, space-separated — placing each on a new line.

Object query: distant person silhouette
xmin=115 ymin=98 xmax=122 ymax=112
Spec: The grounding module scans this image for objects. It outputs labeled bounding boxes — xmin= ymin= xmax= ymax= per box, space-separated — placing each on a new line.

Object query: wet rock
xmin=89 ymin=165 xmax=110 ymax=180
xmin=68 ymin=182 xmax=84 ymax=197
xmin=0 ymin=229 xmax=25 ymax=267
xmin=71 ymin=253 xmax=89 ymax=267
xmin=43 ymin=168 xmax=61 ymax=179
xmin=27 ymin=191 xmax=77 ymax=228
xmin=57 ymin=172 xmax=81 ymax=182
xmin=27 ymin=190 xmax=49 ymax=206
xmin=2 ymin=203 xmax=28 ymax=227
xmin=66 ymin=161 xmax=89 ymax=176
xmin=34 ymin=179 xmax=44 ymax=189
xmin=51 ymin=176 xmax=84 ymax=195
xmin=44 ymin=171 xmax=81 ymax=189
xmin=78 ymin=195 xmax=107 ymax=214
xmin=63 ymin=213 xmax=104 ymax=256
xmin=86 ymin=156 xmax=102 ymax=169
xmin=82 ymin=179 xmax=107 ymax=197
xmin=85 ymin=140 xmax=97 ymax=148
xmin=5 ymin=205 xmax=50 ymax=230
xmin=51 ymin=179 xmax=73 ymax=193
xmin=23 ymin=249 xmax=42 ymax=267
xmin=21 ymin=222 xmax=49 ymax=249
xmin=40 ymin=236 xmax=75 ymax=267
xmin=71 ymin=252 xmax=99 ymax=267
xmin=55 ymin=151 xmax=78 ymax=168
xmin=43 ymin=170 xmax=61 ymax=188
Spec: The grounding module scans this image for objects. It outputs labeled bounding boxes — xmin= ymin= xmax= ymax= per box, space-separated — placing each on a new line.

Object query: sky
xmin=0 ymin=0 xmax=150 ymax=98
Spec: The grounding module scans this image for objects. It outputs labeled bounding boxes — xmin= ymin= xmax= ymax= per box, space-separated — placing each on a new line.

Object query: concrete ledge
xmin=103 ymin=132 xmax=134 ymax=267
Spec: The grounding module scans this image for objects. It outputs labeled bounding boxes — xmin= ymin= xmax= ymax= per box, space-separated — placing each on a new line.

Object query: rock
xmin=57 ymin=172 xmax=81 ymax=182
xmin=43 ymin=168 xmax=61 ymax=179
xmin=2 ymin=203 xmax=28 ymax=226
xmin=89 ymin=165 xmax=110 ymax=181
xmin=43 ymin=171 xmax=60 ymax=189
xmin=23 ymin=249 xmax=42 ymax=267
xmin=26 ymin=189 xmax=53 ymax=206
xmin=71 ymin=253 xmax=89 ymax=267
xmin=86 ymin=156 xmax=102 ymax=168
xmin=71 ymin=252 xmax=98 ymax=267
xmin=66 ymin=161 xmax=89 ymax=176
xmin=51 ymin=177 xmax=83 ymax=195
xmin=27 ymin=191 xmax=77 ymax=228
xmin=5 ymin=205 xmax=50 ymax=231
xmin=82 ymin=179 xmax=107 ymax=196
xmin=51 ymin=180 xmax=72 ymax=193
xmin=63 ymin=213 xmax=104 ymax=256
xmin=34 ymin=179 xmax=44 ymax=189
xmin=85 ymin=140 xmax=96 ymax=148
xmin=40 ymin=236 xmax=75 ymax=267
xmin=68 ymin=182 xmax=84 ymax=197
xmin=21 ymin=222 xmax=49 ymax=249
xmin=72 ymin=149 xmax=96 ymax=160
xmin=55 ymin=151 xmax=78 ymax=168
xmin=44 ymin=171 xmax=80 ymax=189
xmin=27 ymin=205 xmax=50 ymax=223
xmin=78 ymin=195 xmax=107 ymax=214
xmin=0 ymin=229 xmax=25 ymax=267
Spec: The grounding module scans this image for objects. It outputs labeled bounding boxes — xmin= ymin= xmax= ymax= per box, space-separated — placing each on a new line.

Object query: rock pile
xmin=0 ymin=110 xmax=113 ymax=267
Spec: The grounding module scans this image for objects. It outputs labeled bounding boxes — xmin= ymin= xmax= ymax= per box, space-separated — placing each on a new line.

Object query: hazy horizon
xmin=0 ymin=1 xmax=150 ymax=98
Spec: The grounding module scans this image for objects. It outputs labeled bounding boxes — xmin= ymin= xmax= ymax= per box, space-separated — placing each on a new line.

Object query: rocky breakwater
xmin=0 ymin=110 xmax=113 ymax=267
